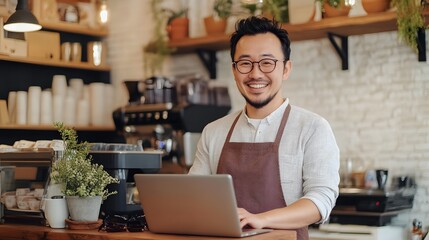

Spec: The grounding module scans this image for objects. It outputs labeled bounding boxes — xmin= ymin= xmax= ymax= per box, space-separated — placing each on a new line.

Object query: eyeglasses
xmin=99 ymin=214 xmax=148 ymax=232
xmin=233 ymin=58 xmax=284 ymax=74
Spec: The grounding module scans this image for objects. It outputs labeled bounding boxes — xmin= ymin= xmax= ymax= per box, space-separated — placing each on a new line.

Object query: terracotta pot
xmin=323 ymin=2 xmax=351 ymax=18
xmin=167 ymin=17 xmax=189 ymax=41
xmin=204 ymin=16 xmax=227 ymax=35
xmin=362 ymin=0 xmax=390 ymax=13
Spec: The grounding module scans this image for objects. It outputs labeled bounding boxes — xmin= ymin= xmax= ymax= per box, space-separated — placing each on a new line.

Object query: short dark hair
xmin=230 ymin=16 xmax=291 ymax=61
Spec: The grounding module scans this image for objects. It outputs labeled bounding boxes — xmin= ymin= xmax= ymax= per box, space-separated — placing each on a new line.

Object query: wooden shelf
xmin=169 ymin=11 xmax=422 ymax=54
xmin=0 ymin=124 xmax=115 ymax=131
xmin=169 ymin=34 xmax=230 ymax=54
xmin=40 ymin=21 xmax=108 ymax=37
xmin=169 ymin=10 xmax=429 ymax=75
xmin=0 ymin=54 xmax=110 ymax=71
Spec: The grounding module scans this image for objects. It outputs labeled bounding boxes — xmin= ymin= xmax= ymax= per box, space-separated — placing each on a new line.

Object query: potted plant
xmin=204 ymin=0 xmax=233 ymax=35
xmin=317 ymin=0 xmax=352 ymax=18
xmin=143 ymin=0 xmax=175 ymax=78
xmin=50 ymin=122 xmax=119 ymax=222
xmin=262 ymin=0 xmax=289 ymax=23
xmin=164 ymin=7 xmax=189 ymax=41
xmin=361 ymin=0 xmax=390 ymax=14
xmin=392 ymin=0 xmax=426 ymax=52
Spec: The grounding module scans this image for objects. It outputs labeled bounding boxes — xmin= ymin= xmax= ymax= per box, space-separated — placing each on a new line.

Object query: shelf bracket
xmin=327 ymin=32 xmax=349 ymax=70
xmin=196 ymin=49 xmax=217 ymax=79
xmin=417 ymin=27 xmax=426 ymax=62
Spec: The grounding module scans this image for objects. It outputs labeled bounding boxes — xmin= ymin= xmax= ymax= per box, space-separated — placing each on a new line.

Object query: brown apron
xmin=216 ymin=105 xmax=308 ymax=240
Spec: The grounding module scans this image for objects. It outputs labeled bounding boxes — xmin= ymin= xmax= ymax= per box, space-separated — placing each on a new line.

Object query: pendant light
xmin=4 ymin=0 xmax=42 ymax=32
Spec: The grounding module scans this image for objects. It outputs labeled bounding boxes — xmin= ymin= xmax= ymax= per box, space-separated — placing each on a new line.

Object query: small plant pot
xmin=66 ymin=196 xmax=102 ymax=222
xmin=204 ymin=16 xmax=227 ymax=35
xmin=167 ymin=17 xmax=189 ymax=41
xmin=362 ymin=0 xmax=390 ymax=13
xmin=323 ymin=2 xmax=351 ymax=18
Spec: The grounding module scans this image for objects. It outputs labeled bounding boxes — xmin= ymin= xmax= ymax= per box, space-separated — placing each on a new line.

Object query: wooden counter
xmin=0 ymin=224 xmax=296 ymax=240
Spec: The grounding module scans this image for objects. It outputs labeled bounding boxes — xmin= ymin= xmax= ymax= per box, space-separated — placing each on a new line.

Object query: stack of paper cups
xmin=76 ymin=99 xmax=90 ymax=126
xmin=52 ymin=75 xmax=67 ymax=97
xmin=52 ymin=95 xmax=64 ymax=123
xmin=69 ymin=78 xmax=84 ymax=100
xmin=27 ymin=86 xmax=41 ymax=125
xmin=52 ymin=75 xmax=67 ymax=123
xmin=89 ymin=82 xmax=105 ymax=126
xmin=104 ymin=84 xmax=114 ymax=126
xmin=15 ymin=91 xmax=27 ymax=125
xmin=40 ymin=90 xmax=53 ymax=125
xmin=83 ymin=85 xmax=90 ymax=101
xmin=63 ymin=96 xmax=76 ymax=126
xmin=7 ymin=91 xmax=16 ymax=124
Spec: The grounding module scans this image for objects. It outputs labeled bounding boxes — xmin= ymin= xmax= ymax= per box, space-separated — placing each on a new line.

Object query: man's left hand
xmin=237 ymin=208 xmax=265 ymax=229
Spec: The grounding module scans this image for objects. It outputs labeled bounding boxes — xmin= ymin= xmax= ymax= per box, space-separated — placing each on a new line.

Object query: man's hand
xmin=237 ymin=208 xmax=265 ymax=229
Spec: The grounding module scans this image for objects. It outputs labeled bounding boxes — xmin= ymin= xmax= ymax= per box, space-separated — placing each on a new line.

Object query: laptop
xmin=134 ymin=174 xmax=272 ymax=237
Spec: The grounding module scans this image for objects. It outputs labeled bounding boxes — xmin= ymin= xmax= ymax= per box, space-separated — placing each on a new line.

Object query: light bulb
xmin=98 ymin=1 xmax=108 ymax=24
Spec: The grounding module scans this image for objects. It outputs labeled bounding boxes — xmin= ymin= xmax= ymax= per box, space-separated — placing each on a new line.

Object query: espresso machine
xmin=329 ymin=175 xmax=416 ymax=226
xmin=90 ymin=144 xmax=162 ymax=216
xmin=114 ymin=75 xmax=231 ymax=172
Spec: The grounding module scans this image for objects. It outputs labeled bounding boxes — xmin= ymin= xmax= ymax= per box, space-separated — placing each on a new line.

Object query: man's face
xmin=232 ymin=32 xmax=291 ymax=110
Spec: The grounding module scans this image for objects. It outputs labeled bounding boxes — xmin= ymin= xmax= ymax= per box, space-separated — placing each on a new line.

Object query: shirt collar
xmin=243 ymin=98 xmax=289 ymax=125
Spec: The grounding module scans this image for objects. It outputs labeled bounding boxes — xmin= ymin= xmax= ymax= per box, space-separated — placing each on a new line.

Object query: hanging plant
xmin=391 ymin=0 xmax=426 ymax=52
xmin=143 ymin=0 xmax=176 ymax=77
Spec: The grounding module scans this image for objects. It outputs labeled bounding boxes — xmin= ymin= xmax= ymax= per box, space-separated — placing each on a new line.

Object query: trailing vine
xmin=391 ymin=0 xmax=426 ymax=52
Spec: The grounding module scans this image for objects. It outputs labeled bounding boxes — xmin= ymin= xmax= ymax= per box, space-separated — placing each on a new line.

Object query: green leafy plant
xmin=143 ymin=0 xmax=176 ymax=77
xmin=50 ymin=122 xmax=119 ymax=200
xmin=164 ymin=7 xmax=188 ymax=25
xmin=315 ymin=0 xmax=349 ymax=8
xmin=392 ymin=0 xmax=426 ymax=52
xmin=325 ymin=0 xmax=341 ymax=7
xmin=263 ymin=0 xmax=289 ymax=23
xmin=214 ymin=0 xmax=233 ymax=19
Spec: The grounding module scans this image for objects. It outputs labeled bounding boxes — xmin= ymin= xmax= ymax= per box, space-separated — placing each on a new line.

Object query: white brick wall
xmin=108 ymin=0 xmax=429 ymax=228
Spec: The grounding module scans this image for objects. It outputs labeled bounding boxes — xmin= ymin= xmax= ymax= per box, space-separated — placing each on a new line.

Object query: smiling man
xmin=189 ymin=16 xmax=340 ymax=240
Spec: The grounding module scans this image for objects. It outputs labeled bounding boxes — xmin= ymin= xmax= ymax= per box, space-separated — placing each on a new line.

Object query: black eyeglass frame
xmin=232 ymin=58 xmax=286 ymax=74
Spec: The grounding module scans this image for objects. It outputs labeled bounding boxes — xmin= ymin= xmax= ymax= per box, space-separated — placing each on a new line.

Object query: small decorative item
xmin=50 ymin=122 xmax=119 ymax=223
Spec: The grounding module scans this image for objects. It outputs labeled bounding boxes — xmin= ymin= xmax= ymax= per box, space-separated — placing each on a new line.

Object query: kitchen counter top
xmin=0 ymin=223 xmax=297 ymax=240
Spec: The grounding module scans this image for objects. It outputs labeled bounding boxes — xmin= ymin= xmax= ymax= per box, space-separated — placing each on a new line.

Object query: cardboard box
xmin=25 ymin=30 xmax=60 ymax=60
xmin=0 ymin=18 xmax=27 ymax=57
xmin=0 ymin=100 xmax=9 ymax=124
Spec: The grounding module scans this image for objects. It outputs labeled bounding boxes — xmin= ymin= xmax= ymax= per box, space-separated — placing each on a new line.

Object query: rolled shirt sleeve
xmin=300 ymin=116 xmax=340 ymax=223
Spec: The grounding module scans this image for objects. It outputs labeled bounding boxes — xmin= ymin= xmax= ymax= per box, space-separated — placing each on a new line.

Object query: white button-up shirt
xmin=189 ymin=99 xmax=340 ymax=223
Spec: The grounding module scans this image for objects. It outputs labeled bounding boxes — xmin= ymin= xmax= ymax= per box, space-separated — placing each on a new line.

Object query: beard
xmin=241 ymin=90 xmax=279 ymax=109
